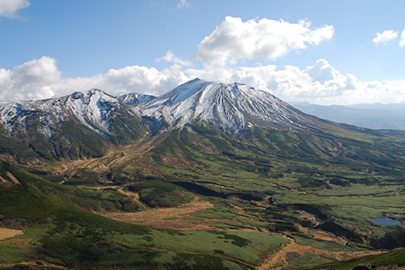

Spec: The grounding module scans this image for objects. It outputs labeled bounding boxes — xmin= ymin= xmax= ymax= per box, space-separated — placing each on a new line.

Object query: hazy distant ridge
xmin=292 ymin=102 xmax=405 ymax=130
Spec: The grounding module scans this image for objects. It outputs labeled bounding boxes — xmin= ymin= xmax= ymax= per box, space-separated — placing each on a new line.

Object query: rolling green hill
xmin=0 ymin=174 xmax=291 ymax=269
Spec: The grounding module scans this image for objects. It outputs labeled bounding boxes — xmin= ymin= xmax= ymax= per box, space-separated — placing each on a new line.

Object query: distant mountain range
xmin=292 ymin=101 xmax=405 ymax=130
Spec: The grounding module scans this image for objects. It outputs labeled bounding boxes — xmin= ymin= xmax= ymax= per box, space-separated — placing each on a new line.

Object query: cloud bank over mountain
xmin=1 ymin=15 xmax=405 ymax=105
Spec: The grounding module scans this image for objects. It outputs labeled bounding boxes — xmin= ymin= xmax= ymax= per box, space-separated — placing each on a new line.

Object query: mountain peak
xmin=0 ymin=88 xmax=126 ymax=141
xmin=138 ymin=79 xmax=319 ymax=133
xmin=0 ymin=79 xmax=321 ymax=148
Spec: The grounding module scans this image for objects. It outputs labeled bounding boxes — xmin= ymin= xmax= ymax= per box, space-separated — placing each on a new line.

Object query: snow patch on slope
xmin=118 ymin=93 xmax=157 ymax=106
xmin=0 ymin=89 xmax=121 ymax=140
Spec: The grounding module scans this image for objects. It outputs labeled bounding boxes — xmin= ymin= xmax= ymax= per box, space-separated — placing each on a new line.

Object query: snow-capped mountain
xmin=137 ymin=78 xmax=320 ymax=133
xmin=0 ymin=89 xmax=124 ymax=139
xmin=118 ymin=93 xmax=156 ymax=106
xmin=0 ymin=79 xmax=328 ymax=161
xmin=0 ymin=89 xmax=154 ymax=160
xmin=0 ymin=79 xmax=324 ymax=139
xmin=0 ymin=89 xmax=152 ymax=161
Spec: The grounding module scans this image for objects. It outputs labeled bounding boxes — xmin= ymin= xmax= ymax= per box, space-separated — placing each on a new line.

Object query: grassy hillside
xmin=117 ymin=125 xmax=405 ymax=250
xmin=299 ymin=247 xmax=405 ymax=270
xmin=0 ymin=182 xmax=292 ymax=269
xmin=0 ymin=160 xmax=140 ymax=213
xmin=0 ymin=105 xmax=148 ymax=164
xmin=2 ymin=121 xmax=405 ymax=268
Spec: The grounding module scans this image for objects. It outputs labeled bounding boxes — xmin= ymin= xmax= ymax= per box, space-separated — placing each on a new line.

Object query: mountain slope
xmin=137 ymin=78 xmax=321 ymax=133
xmin=1 ymin=80 xmax=405 ymax=269
xmin=0 ymin=89 xmax=147 ymax=162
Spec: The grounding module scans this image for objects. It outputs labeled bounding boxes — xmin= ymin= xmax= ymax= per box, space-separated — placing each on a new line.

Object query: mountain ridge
xmin=0 ymin=88 xmax=149 ymax=162
xmin=137 ymin=78 xmax=321 ymax=134
xmin=292 ymin=101 xmax=405 ymax=131
xmin=0 ymin=79 xmax=326 ymax=141
xmin=0 ymin=79 xmax=402 ymax=164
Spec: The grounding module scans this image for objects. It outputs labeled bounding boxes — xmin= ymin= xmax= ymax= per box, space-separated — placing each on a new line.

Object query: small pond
xmin=370 ymin=217 xmax=402 ymax=226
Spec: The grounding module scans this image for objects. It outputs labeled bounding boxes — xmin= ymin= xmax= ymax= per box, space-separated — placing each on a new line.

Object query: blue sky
xmin=1 ymin=0 xmax=404 ymax=105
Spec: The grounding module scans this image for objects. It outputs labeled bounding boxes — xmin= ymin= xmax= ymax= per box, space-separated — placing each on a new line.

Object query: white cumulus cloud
xmin=96 ymin=64 xmax=190 ymax=96
xmin=372 ymin=30 xmax=398 ymax=45
xmin=400 ymin=29 xmax=405 ymax=47
xmin=2 ymin=15 xmax=405 ymax=105
xmin=2 ymin=56 xmax=405 ymax=105
xmin=0 ymin=56 xmax=61 ymax=100
xmin=0 ymin=57 xmax=191 ymax=100
xmin=51 ymin=64 xmax=191 ymax=98
xmin=185 ymin=58 xmax=405 ymax=105
xmin=193 ymin=16 xmax=334 ymax=67
xmin=0 ymin=0 xmax=30 ymax=18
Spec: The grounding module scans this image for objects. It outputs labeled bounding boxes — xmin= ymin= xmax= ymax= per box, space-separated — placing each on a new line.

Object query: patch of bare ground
xmin=101 ymin=196 xmax=215 ymax=230
xmin=0 ymin=228 xmax=24 ymax=240
xmin=304 ymin=228 xmax=346 ymax=245
xmin=84 ymin=185 xmax=117 ymax=190
xmin=269 ymin=182 xmax=307 ymax=195
xmin=355 ymin=225 xmax=372 ymax=236
xmin=258 ymin=236 xmax=382 ymax=270
xmin=296 ymin=215 xmax=345 ymax=245
xmin=117 ymin=188 xmax=149 ymax=211
xmin=209 ymin=184 xmax=239 ymax=191
xmin=0 ymin=261 xmax=68 ymax=269
xmin=85 ymin=185 xmax=150 ymax=210
xmin=6 ymin=172 xmax=20 ymax=185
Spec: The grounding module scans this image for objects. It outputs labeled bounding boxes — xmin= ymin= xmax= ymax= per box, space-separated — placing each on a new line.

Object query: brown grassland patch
xmin=101 ymin=196 xmax=215 ymax=230
xmin=0 ymin=228 xmax=24 ymax=241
